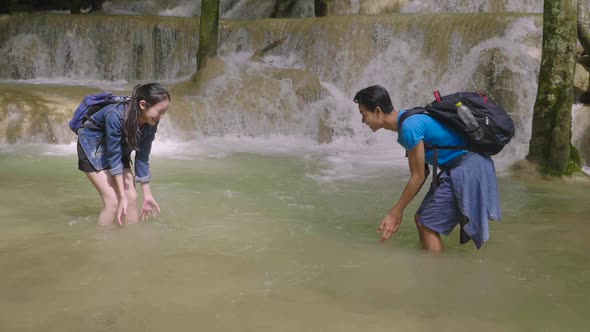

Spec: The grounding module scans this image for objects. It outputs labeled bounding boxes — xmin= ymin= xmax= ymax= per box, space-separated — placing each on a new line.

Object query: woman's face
xmin=140 ymin=99 xmax=170 ymax=126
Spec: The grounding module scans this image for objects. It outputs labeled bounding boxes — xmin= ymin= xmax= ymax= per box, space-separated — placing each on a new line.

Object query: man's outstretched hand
xmin=378 ymin=210 xmax=403 ymax=243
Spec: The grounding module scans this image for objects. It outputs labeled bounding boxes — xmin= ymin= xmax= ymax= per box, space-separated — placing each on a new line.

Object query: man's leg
xmin=415 ymin=213 xmax=444 ymax=252
xmin=414 ymin=171 xmax=460 ymax=252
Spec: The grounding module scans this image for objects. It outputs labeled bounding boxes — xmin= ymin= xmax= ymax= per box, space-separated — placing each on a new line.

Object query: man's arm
xmin=378 ymin=140 xmax=428 ymax=242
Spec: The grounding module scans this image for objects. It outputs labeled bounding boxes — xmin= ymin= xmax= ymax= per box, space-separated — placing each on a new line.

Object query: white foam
xmin=0 ymin=78 xmax=130 ymax=91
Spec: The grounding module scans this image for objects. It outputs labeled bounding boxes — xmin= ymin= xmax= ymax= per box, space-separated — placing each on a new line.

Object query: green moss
xmin=541 ymin=144 xmax=582 ymax=176
xmin=565 ymin=144 xmax=583 ymax=174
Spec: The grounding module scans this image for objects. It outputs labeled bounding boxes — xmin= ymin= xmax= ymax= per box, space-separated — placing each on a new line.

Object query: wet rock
xmin=329 ymin=0 xmax=407 ymax=15
xmin=317 ymin=108 xmax=334 ymax=144
xmin=360 ymin=0 xmax=406 ymax=14
xmin=575 ymin=61 xmax=590 ymax=103
xmin=0 ymin=85 xmax=81 ymax=144
xmin=510 ymin=159 xmax=541 ymax=177
xmin=170 ymin=57 xmax=328 ymax=138
xmin=266 ymin=67 xmax=325 ymax=107
xmin=572 ymin=105 xmax=590 ymax=166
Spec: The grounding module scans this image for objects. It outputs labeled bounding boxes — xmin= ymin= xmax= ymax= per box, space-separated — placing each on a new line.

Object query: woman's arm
xmin=140 ymin=182 xmax=160 ymax=221
xmin=113 ymin=175 xmax=127 ymax=225
xmin=134 ymin=124 xmax=157 ymax=183
xmin=136 ymin=124 xmax=160 ymax=220
xmin=104 ymin=109 xmax=127 ymax=225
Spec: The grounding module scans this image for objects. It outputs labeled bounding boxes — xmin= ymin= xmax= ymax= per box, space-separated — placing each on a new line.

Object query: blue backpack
xmin=69 ymin=92 xmax=130 ymax=134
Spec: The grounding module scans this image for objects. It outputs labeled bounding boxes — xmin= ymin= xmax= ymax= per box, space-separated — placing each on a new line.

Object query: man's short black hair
xmin=353 ymin=85 xmax=394 ymax=114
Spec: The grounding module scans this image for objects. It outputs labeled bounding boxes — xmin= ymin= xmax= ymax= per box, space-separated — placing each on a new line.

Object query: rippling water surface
xmin=0 ymin=141 xmax=588 ymax=332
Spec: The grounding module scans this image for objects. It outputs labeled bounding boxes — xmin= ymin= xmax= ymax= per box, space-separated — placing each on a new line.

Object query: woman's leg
xmin=123 ymin=169 xmax=138 ymax=223
xmin=86 ymin=171 xmax=119 ymax=226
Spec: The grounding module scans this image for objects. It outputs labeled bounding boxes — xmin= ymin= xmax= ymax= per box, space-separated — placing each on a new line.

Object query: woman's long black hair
xmin=124 ymin=83 xmax=170 ymax=150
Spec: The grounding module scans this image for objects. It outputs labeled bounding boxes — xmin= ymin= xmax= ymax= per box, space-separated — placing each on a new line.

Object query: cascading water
xmin=0 ymin=12 xmax=545 ymax=165
xmin=101 ymin=0 xmax=315 ymax=18
xmin=400 ymin=0 xmax=543 ymax=13
xmin=2 ymin=4 xmax=590 ymax=330
xmin=99 ymin=0 xmax=544 ymax=17
xmin=0 ymin=14 xmax=198 ymax=81
xmin=0 ymin=3 xmax=588 ymax=170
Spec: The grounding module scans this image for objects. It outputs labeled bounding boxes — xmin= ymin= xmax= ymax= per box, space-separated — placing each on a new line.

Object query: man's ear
xmin=374 ymin=106 xmax=383 ymax=116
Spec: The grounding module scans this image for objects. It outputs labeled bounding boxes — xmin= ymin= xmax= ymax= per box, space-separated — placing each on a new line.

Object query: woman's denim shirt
xmin=77 ymin=103 xmax=158 ymax=183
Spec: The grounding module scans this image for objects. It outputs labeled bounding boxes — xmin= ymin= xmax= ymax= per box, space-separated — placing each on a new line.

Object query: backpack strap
xmin=398 ymin=107 xmax=428 ymax=129
xmin=399 ymin=107 xmax=470 ymax=152
xmin=82 ymin=105 xmax=104 ymax=129
xmin=399 ymin=108 xmax=468 ymax=190
xmin=81 ymin=102 xmax=123 ymax=130
xmin=399 ymin=108 xmax=434 ymax=185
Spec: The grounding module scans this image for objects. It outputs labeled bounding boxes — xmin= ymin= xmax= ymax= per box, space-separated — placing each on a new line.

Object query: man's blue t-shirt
xmin=397 ymin=109 xmax=468 ymax=166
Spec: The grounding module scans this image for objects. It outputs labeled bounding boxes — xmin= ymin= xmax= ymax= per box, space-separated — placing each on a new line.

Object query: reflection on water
xmin=0 ymin=143 xmax=589 ymax=332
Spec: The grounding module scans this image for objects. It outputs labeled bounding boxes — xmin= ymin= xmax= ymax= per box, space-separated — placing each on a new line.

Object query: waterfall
xmin=2 ymin=9 xmax=588 ymax=168
xmin=101 ymin=0 xmax=315 ymax=19
xmin=400 ymin=0 xmax=543 ymax=13
xmin=0 ymin=14 xmax=198 ymax=81
xmin=99 ymin=0 xmax=543 ymax=17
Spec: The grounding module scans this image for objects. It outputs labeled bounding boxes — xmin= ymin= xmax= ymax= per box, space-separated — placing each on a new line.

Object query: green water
xmin=1 ymin=145 xmax=589 ymax=332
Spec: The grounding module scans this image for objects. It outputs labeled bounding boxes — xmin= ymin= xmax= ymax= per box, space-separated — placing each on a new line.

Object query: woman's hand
xmin=117 ymin=197 xmax=128 ymax=226
xmin=378 ymin=210 xmax=403 ymax=243
xmin=141 ymin=195 xmax=161 ymax=221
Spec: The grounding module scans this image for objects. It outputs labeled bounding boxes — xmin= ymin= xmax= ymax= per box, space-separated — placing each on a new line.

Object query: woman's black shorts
xmin=77 ymin=140 xmax=131 ymax=173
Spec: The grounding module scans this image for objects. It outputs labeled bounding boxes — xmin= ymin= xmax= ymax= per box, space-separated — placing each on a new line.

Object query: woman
xmin=77 ymin=83 xmax=171 ymax=226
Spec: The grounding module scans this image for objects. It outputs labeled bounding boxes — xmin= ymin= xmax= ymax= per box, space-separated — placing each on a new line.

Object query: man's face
xmin=358 ymin=104 xmax=381 ymax=132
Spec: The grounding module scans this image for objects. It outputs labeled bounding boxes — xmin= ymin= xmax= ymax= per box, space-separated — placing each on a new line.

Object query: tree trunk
xmin=70 ymin=0 xmax=82 ymax=14
xmin=578 ymin=1 xmax=590 ymax=55
xmin=197 ymin=0 xmax=220 ymax=71
xmin=527 ymin=0 xmax=578 ymax=174
xmin=315 ymin=0 xmax=328 ymax=17
xmin=274 ymin=0 xmax=296 ymax=18
xmin=90 ymin=0 xmax=103 ymax=12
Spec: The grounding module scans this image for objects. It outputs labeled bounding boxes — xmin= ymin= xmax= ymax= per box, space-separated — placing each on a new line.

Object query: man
xmin=353 ymin=85 xmax=501 ymax=252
